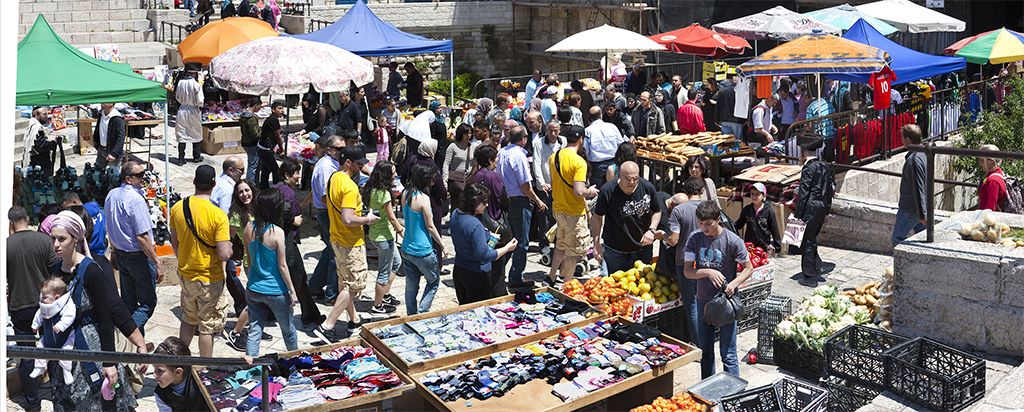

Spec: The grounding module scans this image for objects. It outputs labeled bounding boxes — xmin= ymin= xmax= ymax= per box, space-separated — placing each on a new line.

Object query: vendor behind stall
xmin=175 ymin=63 xmax=205 ymax=164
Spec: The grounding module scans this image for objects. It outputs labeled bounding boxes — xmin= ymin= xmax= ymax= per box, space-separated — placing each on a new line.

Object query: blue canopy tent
xmin=830 ymin=18 xmax=965 ymax=85
xmin=294 ymin=0 xmax=455 ymax=103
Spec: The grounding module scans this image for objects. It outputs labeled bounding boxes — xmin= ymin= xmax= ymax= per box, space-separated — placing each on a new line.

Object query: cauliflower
xmin=776 ymin=320 xmax=795 ymax=338
xmin=807 ymin=306 xmax=830 ymax=322
xmin=808 ymin=323 xmax=826 ymax=337
xmin=814 ymin=285 xmax=839 ymax=298
xmin=808 ymin=295 xmax=827 ymax=308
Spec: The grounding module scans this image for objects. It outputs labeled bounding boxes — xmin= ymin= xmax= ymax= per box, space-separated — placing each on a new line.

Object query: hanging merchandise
xmin=734 ymin=76 xmax=753 ymax=120
xmin=756 ymin=76 xmax=773 ymax=98
xmin=870 ymin=67 xmax=897 ymax=110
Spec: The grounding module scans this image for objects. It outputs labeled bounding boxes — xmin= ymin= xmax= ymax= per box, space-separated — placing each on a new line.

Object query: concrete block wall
xmin=893 ymin=210 xmax=1024 ymax=359
xmin=19 ymin=0 xmax=154 ymax=45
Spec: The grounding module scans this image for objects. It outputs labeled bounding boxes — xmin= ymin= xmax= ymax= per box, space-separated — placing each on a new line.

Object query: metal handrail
xmin=308 ymin=18 xmax=332 ymax=32
xmin=7 ymin=345 xmax=274 ymax=411
xmin=283 ymin=0 xmax=311 ymax=15
xmin=158 ymin=20 xmax=190 ymax=44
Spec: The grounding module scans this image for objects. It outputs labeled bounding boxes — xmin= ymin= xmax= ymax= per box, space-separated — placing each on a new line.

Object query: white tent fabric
xmin=546 ymin=24 xmax=666 ymax=53
xmin=856 ymin=0 xmax=965 ymax=33
xmin=210 ymin=37 xmax=373 ymax=95
xmin=711 ymin=6 xmax=840 ymax=41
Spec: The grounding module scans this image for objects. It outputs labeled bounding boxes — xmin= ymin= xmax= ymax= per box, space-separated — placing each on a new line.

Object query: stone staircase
xmin=18 ymin=0 xmax=171 ymax=69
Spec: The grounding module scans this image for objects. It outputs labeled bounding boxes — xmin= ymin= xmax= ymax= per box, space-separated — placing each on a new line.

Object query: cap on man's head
xmin=561 ymin=124 xmax=585 ymax=141
xmin=341 ymin=146 xmax=369 ymax=165
xmin=544 ymin=86 xmax=559 ymax=96
xmin=195 ymin=165 xmax=216 ymax=185
xmin=751 ymin=182 xmax=767 ymax=195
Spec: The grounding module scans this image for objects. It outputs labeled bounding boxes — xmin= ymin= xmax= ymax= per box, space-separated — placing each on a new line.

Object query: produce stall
xmin=633 ymin=132 xmax=755 ymax=193
xmin=360 ymin=288 xmax=603 ymax=375
xmin=411 ymin=317 xmax=700 ymax=412
xmin=193 ymin=337 xmax=412 ymax=411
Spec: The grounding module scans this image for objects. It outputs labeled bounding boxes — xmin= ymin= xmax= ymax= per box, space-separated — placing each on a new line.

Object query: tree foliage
xmin=953 ymin=75 xmax=1024 ymax=181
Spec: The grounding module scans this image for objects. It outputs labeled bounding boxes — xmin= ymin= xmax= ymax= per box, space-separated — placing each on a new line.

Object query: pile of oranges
xmin=630 ymin=393 xmax=708 ymax=412
xmin=563 ymin=278 xmax=631 ymax=315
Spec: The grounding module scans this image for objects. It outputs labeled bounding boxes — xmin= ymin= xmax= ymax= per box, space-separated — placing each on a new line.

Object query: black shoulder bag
xmin=183 ymin=197 xmax=216 ymax=249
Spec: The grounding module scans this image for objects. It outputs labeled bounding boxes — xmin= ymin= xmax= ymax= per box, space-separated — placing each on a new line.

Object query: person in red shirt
xmin=978 ymin=144 xmax=1009 ymax=211
xmin=676 ymin=88 xmax=706 ymax=134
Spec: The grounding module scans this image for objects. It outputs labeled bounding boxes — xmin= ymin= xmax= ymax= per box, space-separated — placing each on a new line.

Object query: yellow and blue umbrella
xmin=738 ymin=33 xmax=891 ymax=76
xmin=944 ymin=28 xmax=1024 ymax=65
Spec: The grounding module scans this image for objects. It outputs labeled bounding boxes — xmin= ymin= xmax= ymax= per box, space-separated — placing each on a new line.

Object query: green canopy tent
xmin=17 ymin=15 xmax=172 ymax=215
xmin=17 ymin=15 xmax=167 ymax=105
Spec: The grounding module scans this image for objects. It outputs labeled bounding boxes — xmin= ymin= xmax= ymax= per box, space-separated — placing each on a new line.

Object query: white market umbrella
xmin=546 ymin=24 xmax=666 ymax=82
xmin=856 ymin=0 xmax=965 ymax=33
xmin=803 ymin=4 xmax=900 ymax=36
xmin=210 ymin=36 xmax=373 ymax=95
xmin=712 ymin=6 xmax=840 ymax=42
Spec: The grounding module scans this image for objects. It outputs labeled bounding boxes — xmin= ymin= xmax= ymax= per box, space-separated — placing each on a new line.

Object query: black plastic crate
xmin=824 ymin=324 xmax=910 ymax=389
xmin=720 ymin=376 xmax=828 ymax=412
xmin=820 ymin=375 xmax=882 ymax=412
xmin=774 ymin=337 xmax=824 ymax=381
xmin=884 ymin=338 xmax=986 ymax=412
xmin=715 ymin=280 xmax=773 ymax=341
xmin=757 ymin=295 xmax=792 ymax=364
xmin=642 ymin=304 xmax=689 ymax=343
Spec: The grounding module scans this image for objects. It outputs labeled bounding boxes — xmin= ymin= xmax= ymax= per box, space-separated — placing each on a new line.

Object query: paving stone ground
xmin=7 ymin=134 xmax=1020 ymax=411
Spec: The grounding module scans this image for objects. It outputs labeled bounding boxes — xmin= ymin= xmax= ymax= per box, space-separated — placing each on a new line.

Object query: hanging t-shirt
xmin=733 ymin=76 xmax=752 ymax=120
xmin=870 ymin=67 xmax=896 ymax=110
xmin=756 ymin=76 xmax=773 ymax=99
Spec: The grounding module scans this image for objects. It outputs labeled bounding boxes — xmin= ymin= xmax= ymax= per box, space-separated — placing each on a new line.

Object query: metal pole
xmin=163 ymin=109 xmax=170 ymax=219
xmin=925 ymin=143 xmax=935 ymax=243
xmin=261 ymin=365 xmax=269 ymax=411
xmin=450 ymin=51 xmax=455 ymax=106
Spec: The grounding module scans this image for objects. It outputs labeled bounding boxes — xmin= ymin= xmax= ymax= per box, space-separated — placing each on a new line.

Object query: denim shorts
xmin=374 ymin=240 xmax=402 ymax=285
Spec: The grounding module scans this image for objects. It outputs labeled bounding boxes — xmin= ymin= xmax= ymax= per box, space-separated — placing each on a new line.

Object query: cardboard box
xmin=78 ymin=119 xmax=97 ymax=155
xmin=201 ymin=125 xmax=244 ymax=155
xmin=734 ymin=164 xmax=803 ymax=185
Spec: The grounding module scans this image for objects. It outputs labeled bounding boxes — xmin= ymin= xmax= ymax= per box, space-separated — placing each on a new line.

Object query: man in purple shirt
xmin=104 ymin=159 xmax=162 ymax=333
xmin=309 ymin=135 xmax=344 ymax=302
xmin=497 ymin=126 xmax=547 ymax=287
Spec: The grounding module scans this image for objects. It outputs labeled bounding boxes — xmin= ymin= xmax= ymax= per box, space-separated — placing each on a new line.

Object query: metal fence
xmin=308 ymin=18 xmax=332 ymax=32
xmin=158 ymin=20 xmax=191 ymax=44
xmin=282 ymin=0 xmax=311 ymax=15
xmin=782 ymin=75 xmax=1012 ymax=165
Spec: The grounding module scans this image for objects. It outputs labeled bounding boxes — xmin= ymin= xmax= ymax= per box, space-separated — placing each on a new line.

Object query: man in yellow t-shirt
xmin=169 ymin=165 xmax=232 ymax=357
xmin=546 ymin=125 xmax=599 ymax=286
xmin=314 ymin=146 xmax=380 ymax=343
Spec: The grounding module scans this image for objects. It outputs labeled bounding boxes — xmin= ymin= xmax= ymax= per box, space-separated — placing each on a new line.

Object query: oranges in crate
xmin=630 ymin=393 xmax=708 ymax=412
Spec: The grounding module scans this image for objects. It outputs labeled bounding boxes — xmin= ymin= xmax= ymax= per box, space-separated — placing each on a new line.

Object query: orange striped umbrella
xmin=738 ymin=33 xmax=890 ymax=76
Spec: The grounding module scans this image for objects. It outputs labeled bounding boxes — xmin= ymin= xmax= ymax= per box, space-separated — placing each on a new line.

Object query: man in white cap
xmin=540 ymin=86 xmax=560 ymax=125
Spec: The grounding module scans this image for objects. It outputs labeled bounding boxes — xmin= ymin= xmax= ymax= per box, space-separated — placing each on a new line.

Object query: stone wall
xmin=282 ymin=1 xmax=516 ymax=91
xmin=893 ymin=210 xmax=1024 ymax=359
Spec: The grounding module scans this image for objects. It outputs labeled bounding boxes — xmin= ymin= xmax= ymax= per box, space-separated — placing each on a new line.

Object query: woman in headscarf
xmin=508 ymin=107 xmax=525 ymax=126
xmin=47 ymin=211 xmax=150 ymax=412
xmin=398 ymin=110 xmax=435 ymax=180
xmin=411 ymin=138 xmax=450 ymax=272
xmin=654 ymin=88 xmax=677 ymax=133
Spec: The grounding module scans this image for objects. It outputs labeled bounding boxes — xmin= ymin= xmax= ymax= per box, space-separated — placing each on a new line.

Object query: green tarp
xmin=16 ymin=15 xmax=167 ymax=105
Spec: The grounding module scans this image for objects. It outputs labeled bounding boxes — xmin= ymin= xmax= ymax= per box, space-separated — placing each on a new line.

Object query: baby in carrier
xmin=30 ymin=277 xmax=77 ymax=384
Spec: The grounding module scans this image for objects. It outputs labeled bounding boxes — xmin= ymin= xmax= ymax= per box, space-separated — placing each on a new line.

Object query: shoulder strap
xmin=183 ymin=197 xmax=216 ymax=249
xmin=554 ymin=149 xmax=572 ymax=187
xmin=326 ymin=172 xmax=344 ymax=215
xmin=67 ymin=257 xmax=94 ymax=307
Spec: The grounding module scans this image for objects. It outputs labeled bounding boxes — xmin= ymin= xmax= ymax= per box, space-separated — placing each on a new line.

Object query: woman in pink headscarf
xmin=47 ymin=211 xmax=151 ymax=411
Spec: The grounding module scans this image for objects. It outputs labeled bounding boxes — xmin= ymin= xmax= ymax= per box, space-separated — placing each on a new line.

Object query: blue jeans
xmin=720 ymin=121 xmax=743 ymax=141
xmin=114 ymin=250 xmax=157 ymax=334
xmin=696 ymin=300 xmax=739 ymax=379
xmin=183 ymin=0 xmax=195 ymax=13
xmin=402 ymin=251 xmax=439 ymax=315
xmin=308 ymin=209 xmax=338 ymax=300
xmin=892 ymin=208 xmax=927 ymax=247
xmin=507 ymin=196 xmax=532 ymax=286
xmin=245 ymin=290 xmax=297 ymax=356
xmin=600 ymin=245 xmax=653 ymax=276
xmin=243 ymin=146 xmax=260 ymax=183
xmin=675 ymin=265 xmax=699 ymax=344
xmin=374 ymin=240 xmax=402 ymax=285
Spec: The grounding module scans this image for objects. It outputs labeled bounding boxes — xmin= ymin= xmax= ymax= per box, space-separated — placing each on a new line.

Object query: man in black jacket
xmin=404 ymin=62 xmax=425 ymax=108
xmin=93 ymin=103 xmax=126 ymax=169
xmin=892 ymin=124 xmax=928 ymax=247
xmin=794 ymin=135 xmax=834 ymax=286
xmin=603 ymin=102 xmax=635 ymax=138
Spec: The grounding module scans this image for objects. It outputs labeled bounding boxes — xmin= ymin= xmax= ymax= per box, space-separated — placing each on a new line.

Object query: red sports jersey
xmin=870 ymin=67 xmax=897 ymax=110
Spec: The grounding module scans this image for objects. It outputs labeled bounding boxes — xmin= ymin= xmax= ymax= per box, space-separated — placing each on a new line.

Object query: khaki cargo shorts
xmin=554 ymin=212 xmax=591 ymax=257
xmin=333 ymin=243 xmax=369 ymax=295
xmin=179 ymin=278 xmax=227 ymax=334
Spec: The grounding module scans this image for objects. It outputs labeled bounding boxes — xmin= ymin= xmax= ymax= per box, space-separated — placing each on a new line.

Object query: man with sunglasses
xmin=591 ymin=161 xmax=661 ymax=274
xmin=308 ymin=134 xmax=345 ymax=303
xmin=211 ymin=156 xmax=245 ymax=214
xmin=104 ymin=159 xmax=163 ymax=334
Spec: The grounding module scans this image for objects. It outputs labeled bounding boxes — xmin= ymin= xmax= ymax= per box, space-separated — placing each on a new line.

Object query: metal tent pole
xmin=450 ymin=51 xmax=455 ymax=107
xmin=163 ymin=109 xmax=170 ymax=219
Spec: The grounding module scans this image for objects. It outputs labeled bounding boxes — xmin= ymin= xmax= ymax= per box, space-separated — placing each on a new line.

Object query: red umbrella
xmin=944 ymin=29 xmax=996 ymax=55
xmin=649 ymin=24 xmax=752 ymax=57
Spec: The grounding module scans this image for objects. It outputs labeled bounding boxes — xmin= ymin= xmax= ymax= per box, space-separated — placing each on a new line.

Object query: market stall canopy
xmin=855 ymin=0 xmax=965 ymax=33
xmin=292 ymin=0 xmax=451 ymax=56
xmin=738 ymin=33 xmax=891 ymax=76
xmin=210 ymin=36 xmax=373 ymax=95
xmin=831 ymin=19 xmax=964 ymax=84
xmin=711 ymin=6 xmax=840 ymax=41
xmin=178 ymin=17 xmax=279 ymax=64
xmin=648 ymin=24 xmax=751 ymax=58
xmin=16 ymin=15 xmax=166 ymax=105
xmin=546 ymin=24 xmax=666 ymax=53
xmin=803 ymin=4 xmax=899 ymax=36
xmin=944 ymin=28 xmax=1024 ymax=65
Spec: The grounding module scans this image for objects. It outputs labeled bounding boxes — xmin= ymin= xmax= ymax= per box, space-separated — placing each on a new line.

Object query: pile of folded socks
xmin=418 ymin=320 xmax=689 ymax=403
xmin=200 ymin=346 xmax=403 ymax=411
xmin=373 ymin=292 xmax=589 ymax=364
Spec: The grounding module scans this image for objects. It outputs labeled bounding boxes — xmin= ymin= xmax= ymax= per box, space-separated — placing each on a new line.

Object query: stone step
xmin=21 ymin=19 xmax=152 ymax=36
xmin=22 ymin=0 xmax=145 ymax=10
xmin=20 ymin=9 xmax=149 ymax=27
xmin=72 ymin=41 xmax=174 ymax=69
xmin=61 ymin=30 xmax=154 ymax=46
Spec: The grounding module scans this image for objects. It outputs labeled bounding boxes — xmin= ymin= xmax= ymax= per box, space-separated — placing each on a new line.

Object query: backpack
xmin=239 ymin=113 xmax=260 ymax=147
xmin=994 ymin=172 xmax=1024 ymax=214
xmin=391 ymin=136 xmax=409 ymax=167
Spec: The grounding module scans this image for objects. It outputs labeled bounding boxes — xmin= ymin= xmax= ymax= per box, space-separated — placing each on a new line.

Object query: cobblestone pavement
xmin=7 ymin=138 xmax=1019 ymax=411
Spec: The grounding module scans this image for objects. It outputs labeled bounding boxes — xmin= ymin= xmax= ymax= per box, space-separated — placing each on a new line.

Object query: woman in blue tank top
xmin=244 ymin=189 xmax=299 ymax=356
xmin=401 ymin=163 xmax=446 ymax=315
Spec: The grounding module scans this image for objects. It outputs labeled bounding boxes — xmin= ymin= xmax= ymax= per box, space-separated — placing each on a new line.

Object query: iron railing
xmin=282 ymin=0 xmax=311 ymax=15
xmin=308 ymin=18 xmax=332 ymax=32
xmin=158 ymin=20 xmax=190 ymax=44
xmin=7 ymin=345 xmax=275 ymax=411
xmin=141 ymin=0 xmax=171 ymax=9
